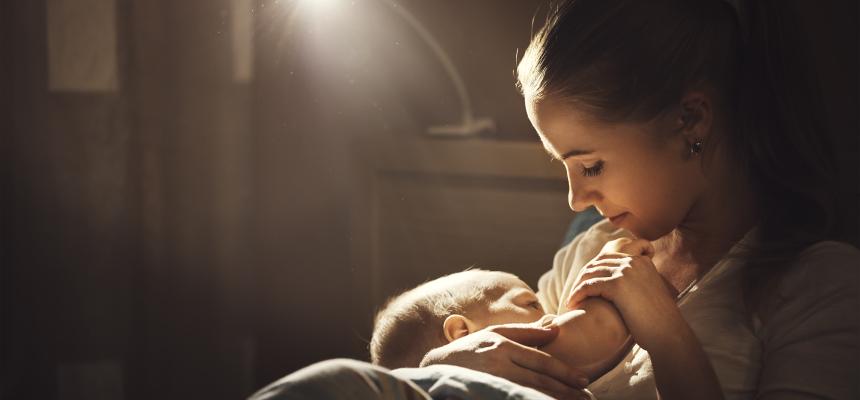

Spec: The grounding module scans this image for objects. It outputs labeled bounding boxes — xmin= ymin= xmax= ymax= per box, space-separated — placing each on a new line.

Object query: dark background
xmin=1 ymin=1 xmax=857 ymax=399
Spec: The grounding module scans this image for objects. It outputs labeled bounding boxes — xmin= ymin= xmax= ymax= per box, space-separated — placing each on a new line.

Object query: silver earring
xmin=689 ymin=139 xmax=704 ymax=156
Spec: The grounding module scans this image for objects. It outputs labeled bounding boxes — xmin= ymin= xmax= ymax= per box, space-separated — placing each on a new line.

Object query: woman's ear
xmin=443 ymin=314 xmax=474 ymax=342
xmin=678 ymin=90 xmax=713 ymax=142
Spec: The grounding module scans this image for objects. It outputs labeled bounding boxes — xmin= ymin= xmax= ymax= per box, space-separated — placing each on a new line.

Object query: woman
xmin=251 ymin=0 xmax=859 ymax=398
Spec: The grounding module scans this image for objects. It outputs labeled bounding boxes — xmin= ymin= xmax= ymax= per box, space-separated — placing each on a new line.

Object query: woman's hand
xmin=565 ymin=238 xmax=683 ymax=351
xmin=420 ymin=323 xmax=592 ymax=400
xmin=567 ymin=238 xmax=724 ymax=399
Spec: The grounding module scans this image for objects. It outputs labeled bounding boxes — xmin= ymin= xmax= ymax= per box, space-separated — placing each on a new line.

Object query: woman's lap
xmin=248 ymin=358 xmax=557 ymax=400
xmin=248 ymin=358 xmax=430 ymax=400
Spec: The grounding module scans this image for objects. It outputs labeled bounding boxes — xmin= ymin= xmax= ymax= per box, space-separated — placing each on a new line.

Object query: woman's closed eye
xmin=580 ymin=160 xmax=604 ymax=177
xmin=527 ymin=301 xmax=543 ymax=311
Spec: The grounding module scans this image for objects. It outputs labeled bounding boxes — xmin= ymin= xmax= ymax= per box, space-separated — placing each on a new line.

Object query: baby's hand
xmin=599 ymin=238 xmax=654 ymax=258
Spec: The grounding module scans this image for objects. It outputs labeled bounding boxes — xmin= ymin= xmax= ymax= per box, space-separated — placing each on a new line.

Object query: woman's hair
xmin=517 ymin=0 xmax=841 ymax=310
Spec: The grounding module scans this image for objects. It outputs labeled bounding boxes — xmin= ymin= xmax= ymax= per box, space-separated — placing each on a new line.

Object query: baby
xmin=370 ymin=238 xmax=652 ymax=383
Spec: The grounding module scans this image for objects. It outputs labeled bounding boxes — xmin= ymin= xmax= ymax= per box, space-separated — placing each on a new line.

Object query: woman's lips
xmin=609 ymin=212 xmax=628 ymax=224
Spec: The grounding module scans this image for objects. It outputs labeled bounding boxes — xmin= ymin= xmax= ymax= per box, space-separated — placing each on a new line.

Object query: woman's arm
xmin=420 ymin=323 xmax=593 ymax=400
xmin=648 ymin=315 xmax=723 ymax=400
xmin=418 ymin=228 xmax=617 ymax=400
xmin=539 ymin=238 xmax=655 ymax=382
xmin=754 ymin=242 xmax=860 ymax=399
xmin=567 ymin=243 xmax=724 ymax=400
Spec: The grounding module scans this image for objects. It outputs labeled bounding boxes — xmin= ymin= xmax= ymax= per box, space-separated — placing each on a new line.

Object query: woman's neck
xmin=654 ymin=175 xmax=760 ymax=276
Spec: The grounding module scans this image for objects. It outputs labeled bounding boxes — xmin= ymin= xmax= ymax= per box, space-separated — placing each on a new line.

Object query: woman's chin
xmin=609 ymin=213 xmax=635 ymax=233
xmin=631 ymin=225 xmax=672 ymax=242
xmin=616 ymin=218 xmax=661 ymax=241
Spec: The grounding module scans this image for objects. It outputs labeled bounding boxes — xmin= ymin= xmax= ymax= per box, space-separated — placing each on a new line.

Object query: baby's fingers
xmin=488 ymin=323 xmax=558 ymax=347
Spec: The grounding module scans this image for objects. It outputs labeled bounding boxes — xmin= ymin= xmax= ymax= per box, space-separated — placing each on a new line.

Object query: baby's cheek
xmin=511 ymin=308 xmax=545 ymax=325
xmin=481 ymin=307 xmax=541 ymax=327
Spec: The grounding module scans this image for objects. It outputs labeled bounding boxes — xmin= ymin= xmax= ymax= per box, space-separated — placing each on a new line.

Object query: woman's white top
xmin=536 ymin=219 xmax=860 ymax=399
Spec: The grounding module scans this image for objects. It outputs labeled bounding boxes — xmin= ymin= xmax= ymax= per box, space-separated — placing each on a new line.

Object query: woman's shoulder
xmin=753 ymin=240 xmax=859 ymax=399
xmin=781 ymin=240 xmax=860 ymax=287
xmin=757 ymin=240 xmax=860 ymax=326
xmin=797 ymin=239 xmax=860 ymax=260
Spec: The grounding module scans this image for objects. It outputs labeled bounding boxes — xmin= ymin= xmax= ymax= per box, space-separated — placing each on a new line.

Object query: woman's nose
xmin=566 ymin=172 xmax=598 ymax=212
xmin=568 ymin=190 xmax=591 ymax=212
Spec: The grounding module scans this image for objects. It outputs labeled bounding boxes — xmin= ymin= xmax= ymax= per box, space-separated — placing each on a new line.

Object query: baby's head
xmin=369 ymin=269 xmax=545 ymax=369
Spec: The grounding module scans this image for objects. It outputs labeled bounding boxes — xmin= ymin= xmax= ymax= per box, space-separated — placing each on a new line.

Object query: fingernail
xmin=578 ymin=377 xmax=589 ymax=387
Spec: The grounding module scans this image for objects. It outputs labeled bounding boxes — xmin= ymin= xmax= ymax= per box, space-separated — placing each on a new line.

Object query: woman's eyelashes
xmin=580 ymin=160 xmax=604 ymax=177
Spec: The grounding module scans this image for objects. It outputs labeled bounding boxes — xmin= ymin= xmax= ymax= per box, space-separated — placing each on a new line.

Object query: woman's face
xmin=525 ymin=97 xmax=706 ymax=241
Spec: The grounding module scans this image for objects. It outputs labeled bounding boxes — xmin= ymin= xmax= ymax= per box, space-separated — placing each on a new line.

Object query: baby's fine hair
xmin=369 ymin=268 xmax=518 ymax=369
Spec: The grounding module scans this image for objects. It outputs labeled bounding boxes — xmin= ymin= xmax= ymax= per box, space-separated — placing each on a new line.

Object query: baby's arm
xmin=539 ymin=299 xmax=632 ymax=382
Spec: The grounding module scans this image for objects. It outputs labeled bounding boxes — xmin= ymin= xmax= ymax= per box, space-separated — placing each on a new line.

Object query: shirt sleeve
xmin=537 ymin=235 xmax=581 ymax=315
xmin=755 ymin=241 xmax=860 ymax=400
xmin=537 ymin=219 xmax=631 ymax=315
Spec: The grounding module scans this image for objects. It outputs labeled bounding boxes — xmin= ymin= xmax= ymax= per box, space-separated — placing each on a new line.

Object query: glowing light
xmin=291 ymin=0 xmax=495 ymax=137
xmin=299 ymin=0 xmax=340 ymax=15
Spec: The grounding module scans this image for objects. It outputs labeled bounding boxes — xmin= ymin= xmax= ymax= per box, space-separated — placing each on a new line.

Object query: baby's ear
xmin=443 ymin=314 xmax=473 ymax=342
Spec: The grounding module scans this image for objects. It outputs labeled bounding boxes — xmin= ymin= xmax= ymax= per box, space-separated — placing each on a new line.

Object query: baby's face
xmin=469 ymin=274 xmax=546 ymax=329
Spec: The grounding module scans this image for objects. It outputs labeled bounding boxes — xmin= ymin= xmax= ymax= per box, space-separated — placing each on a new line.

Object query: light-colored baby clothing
xmin=537 ymin=219 xmax=860 ymax=399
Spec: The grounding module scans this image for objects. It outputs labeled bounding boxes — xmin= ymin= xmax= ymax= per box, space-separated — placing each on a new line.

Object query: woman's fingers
xmin=583 ymin=258 xmax=627 ymax=269
xmin=488 ymin=323 xmax=559 ymax=347
xmin=419 ymin=329 xmax=593 ymax=399
xmin=601 ymin=238 xmax=654 ymax=257
xmin=596 ymin=252 xmax=635 ymax=262
xmin=537 ymin=314 xmax=558 ymax=327
xmin=506 ymin=366 xmax=590 ymax=400
xmin=620 ymin=238 xmax=654 ymax=257
xmin=506 ymin=340 xmax=590 ymax=389
xmin=505 ymin=367 xmax=584 ymax=400
xmin=567 ymin=276 xmax=617 ymax=309
xmin=578 ymin=265 xmax=618 ymax=282
xmin=521 ymin=381 xmax=592 ymax=400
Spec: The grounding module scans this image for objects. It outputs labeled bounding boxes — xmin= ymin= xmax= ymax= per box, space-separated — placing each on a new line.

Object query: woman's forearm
xmin=649 ymin=322 xmax=724 ymax=400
